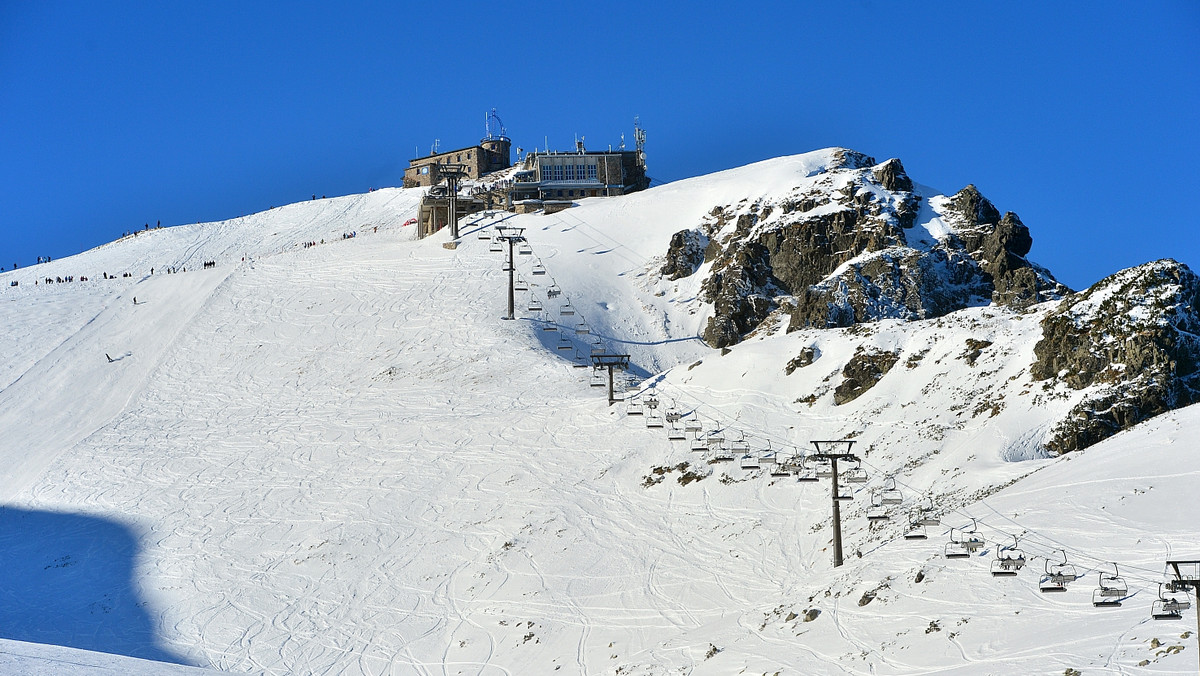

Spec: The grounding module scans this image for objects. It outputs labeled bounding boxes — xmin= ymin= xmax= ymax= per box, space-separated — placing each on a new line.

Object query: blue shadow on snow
xmin=0 ymin=505 xmax=193 ymax=665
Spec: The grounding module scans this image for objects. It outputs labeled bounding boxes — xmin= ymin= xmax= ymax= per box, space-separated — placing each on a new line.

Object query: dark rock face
xmin=784 ymin=347 xmax=818 ymax=374
xmin=661 ymin=229 xmax=707 ymax=280
xmin=673 ymin=150 xmax=1069 ymax=347
xmin=1031 ymin=260 xmax=1200 ymax=453
xmin=834 ymin=347 xmax=901 ymax=405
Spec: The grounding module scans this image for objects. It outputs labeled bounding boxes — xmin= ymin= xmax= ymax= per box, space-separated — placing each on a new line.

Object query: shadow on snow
xmin=0 ymin=505 xmax=194 ymax=666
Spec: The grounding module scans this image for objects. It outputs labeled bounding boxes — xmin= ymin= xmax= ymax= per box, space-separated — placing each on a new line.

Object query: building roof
xmin=407 ymin=145 xmax=489 ymax=165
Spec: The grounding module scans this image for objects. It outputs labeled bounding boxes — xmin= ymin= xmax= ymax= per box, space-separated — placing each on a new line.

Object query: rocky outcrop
xmin=834 ymin=347 xmax=901 ymax=405
xmin=661 ymin=229 xmax=707 ymax=280
xmin=1032 ymin=260 xmax=1200 ymax=453
xmin=939 ymin=186 xmax=1067 ymax=309
xmin=676 ymin=149 xmax=1069 ymax=347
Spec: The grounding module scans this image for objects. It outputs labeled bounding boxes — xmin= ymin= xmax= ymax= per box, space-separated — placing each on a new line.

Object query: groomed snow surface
xmin=2 ymin=151 xmax=1198 ymax=674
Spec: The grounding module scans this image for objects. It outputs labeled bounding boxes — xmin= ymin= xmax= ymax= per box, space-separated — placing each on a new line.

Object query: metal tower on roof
xmin=484 ymin=108 xmax=509 ymax=141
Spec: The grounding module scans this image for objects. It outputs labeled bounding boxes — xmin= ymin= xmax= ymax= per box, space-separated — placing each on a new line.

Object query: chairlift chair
xmin=572 ymin=350 xmax=590 ymax=367
xmin=880 ymin=477 xmax=903 ymax=505
xmin=667 ymin=425 xmax=687 ymax=441
xmin=1096 ymin=563 xmax=1128 ymax=597
xmin=514 ymin=276 xmax=529 ymax=291
xmin=903 ymin=523 xmax=928 ymax=540
xmin=711 ymin=447 xmax=735 ymax=463
xmin=489 ymin=239 xmax=503 ymax=253
xmin=1152 ymin=583 xmax=1189 ymax=620
xmin=914 ymin=498 xmax=941 ymax=526
xmin=813 ymin=459 xmax=834 ymax=479
xmin=758 ymin=442 xmax=777 ymax=465
xmin=560 ymin=302 xmax=575 ymax=316
xmin=690 ymin=431 xmax=709 ymax=452
xmin=517 ymin=243 xmax=533 ymax=256
xmin=1039 ymin=550 xmax=1078 ymax=593
xmin=795 ymin=456 xmax=821 ymax=483
xmin=866 ymin=490 xmax=890 ymax=522
xmin=740 ymin=454 xmax=760 ymax=470
xmin=835 ymin=487 xmax=854 ymax=501
xmin=645 ymin=414 xmax=664 ymax=429
xmin=589 ymin=369 xmax=607 ymax=388
xmin=528 ymin=298 xmax=543 ymax=312
xmin=478 ymin=228 xmax=492 ymax=240
xmin=575 ymin=323 xmax=590 ymax=335
xmin=531 ymin=263 xmax=546 ymax=276
xmin=547 ymin=285 xmax=562 ymax=299
xmin=944 ymin=528 xmax=971 ymax=559
xmin=557 ymin=333 xmax=573 ymax=350
xmin=684 ymin=417 xmax=702 ymax=432
xmin=843 ymin=459 xmax=868 ymax=484
xmin=990 ymin=536 xmax=1026 ymax=576
xmin=770 ymin=458 xmax=793 ymax=478
xmin=959 ymin=519 xmax=985 ymax=553
xmin=626 ymin=400 xmax=644 ymax=416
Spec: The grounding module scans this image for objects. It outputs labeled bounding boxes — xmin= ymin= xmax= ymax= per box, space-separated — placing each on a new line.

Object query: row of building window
xmin=540 ymin=163 xmax=599 ymax=182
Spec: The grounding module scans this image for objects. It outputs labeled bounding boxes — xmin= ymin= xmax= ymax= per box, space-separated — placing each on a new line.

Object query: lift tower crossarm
xmin=810 ymin=440 xmax=859 ymax=568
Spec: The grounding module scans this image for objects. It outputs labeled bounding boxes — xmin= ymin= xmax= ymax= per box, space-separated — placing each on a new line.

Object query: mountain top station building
xmin=403 ymin=135 xmax=512 ymax=188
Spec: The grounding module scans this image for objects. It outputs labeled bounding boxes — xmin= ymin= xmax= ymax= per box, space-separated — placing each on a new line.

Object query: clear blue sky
xmin=2 ymin=1 xmax=1197 ymax=290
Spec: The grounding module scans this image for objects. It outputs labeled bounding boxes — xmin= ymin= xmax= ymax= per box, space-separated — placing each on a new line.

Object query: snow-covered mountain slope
xmin=0 ymin=156 xmax=1197 ymax=675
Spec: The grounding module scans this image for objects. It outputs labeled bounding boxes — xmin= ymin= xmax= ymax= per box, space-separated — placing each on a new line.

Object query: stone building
xmin=403 ymin=136 xmax=511 ymax=188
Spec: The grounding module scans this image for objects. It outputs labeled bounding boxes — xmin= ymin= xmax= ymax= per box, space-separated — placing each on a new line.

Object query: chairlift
xmin=575 ymin=322 xmax=590 ymax=335
xmin=644 ymin=396 xmax=659 ymax=410
xmin=880 ymin=476 xmax=903 ymax=505
xmin=944 ymin=528 xmax=971 ymax=559
xmin=626 ymin=400 xmax=644 ymax=416
xmin=572 ymin=350 xmax=590 ymax=367
xmin=758 ymin=442 xmax=777 ymax=466
xmin=990 ymin=535 xmax=1026 ymax=576
xmin=557 ymin=333 xmax=573 ymax=350
xmin=477 ymin=228 xmax=492 ymax=240
xmin=960 ymin=518 xmax=985 ymax=553
xmin=711 ymin=446 xmax=735 ymax=463
xmin=684 ymin=417 xmax=702 ymax=432
xmin=770 ymin=454 xmax=793 ymax=477
xmin=517 ymin=243 xmax=533 ymax=256
xmin=796 ymin=455 xmax=821 ymax=483
xmin=667 ymin=424 xmax=687 ymax=441
xmin=489 ymin=239 xmax=503 ymax=253
xmin=645 ymin=411 xmax=664 ymax=428
xmin=1039 ymin=550 xmax=1078 ymax=593
xmin=1152 ymin=582 xmax=1190 ymax=620
xmin=514 ymin=276 xmax=529 ymax=291
xmin=740 ymin=454 xmax=760 ymax=470
xmin=541 ymin=315 xmax=557 ymax=332
xmin=547 ymin=285 xmax=562 ymax=299
xmin=835 ymin=486 xmax=854 ymax=501
xmin=589 ymin=369 xmax=607 ymax=388
xmin=813 ymin=458 xmax=834 ymax=479
xmin=843 ymin=458 xmax=869 ymax=484
xmin=903 ymin=522 xmax=928 ymax=540
xmin=913 ymin=497 xmax=941 ymax=526
xmin=560 ymin=302 xmax=575 ymax=316
xmin=1093 ymin=563 xmax=1128 ymax=607
xmin=532 ymin=263 xmax=546 ymax=276
xmin=728 ymin=431 xmax=750 ymax=454
xmin=866 ymin=490 xmax=890 ymax=522
xmin=690 ymin=431 xmax=709 ymax=452
xmin=528 ymin=298 xmax=543 ymax=312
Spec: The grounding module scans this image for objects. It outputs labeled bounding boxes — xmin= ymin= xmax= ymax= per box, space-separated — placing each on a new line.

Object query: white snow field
xmin=1 ymin=151 xmax=1198 ymax=675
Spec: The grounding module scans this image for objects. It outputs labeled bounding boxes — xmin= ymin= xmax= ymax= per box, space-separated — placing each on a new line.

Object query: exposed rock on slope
xmin=661 ymin=148 xmax=1068 ymax=347
xmin=1032 ymin=259 xmax=1200 ymax=453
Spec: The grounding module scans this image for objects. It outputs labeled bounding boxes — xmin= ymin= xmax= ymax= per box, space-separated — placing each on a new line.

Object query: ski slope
xmin=1 ymin=151 xmax=1198 ymax=675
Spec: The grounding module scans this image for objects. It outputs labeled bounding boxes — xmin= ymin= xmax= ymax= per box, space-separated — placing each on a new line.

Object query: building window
xmin=568 ymin=190 xmax=575 ymax=197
